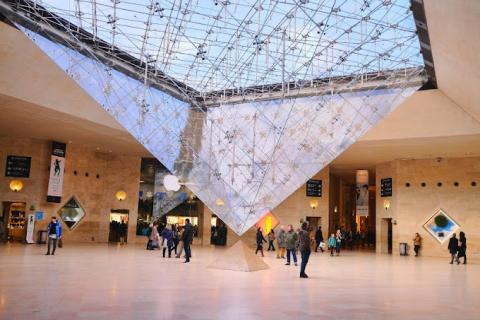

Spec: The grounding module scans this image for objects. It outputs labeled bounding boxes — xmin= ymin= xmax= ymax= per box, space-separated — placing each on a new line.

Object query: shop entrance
xmin=1 ymin=202 xmax=26 ymax=242
xmin=109 ymin=209 xmax=129 ymax=244
xmin=210 ymin=215 xmax=228 ymax=246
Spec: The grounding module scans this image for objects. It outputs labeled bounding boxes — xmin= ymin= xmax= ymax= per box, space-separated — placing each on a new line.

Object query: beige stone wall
xmin=0 ymin=137 xmax=140 ymax=243
xmin=272 ymin=167 xmax=330 ymax=234
xmin=376 ymin=157 xmax=480 ymax=260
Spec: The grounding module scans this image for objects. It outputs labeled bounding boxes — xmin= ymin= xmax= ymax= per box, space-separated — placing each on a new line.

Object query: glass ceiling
xmin=37 ymin=0 xmax=422 ymax=93
xmin=2 ymin=1 xmax=426 ymax=235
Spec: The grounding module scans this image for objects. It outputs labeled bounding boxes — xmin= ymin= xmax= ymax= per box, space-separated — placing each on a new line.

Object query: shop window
xmin=58 ymin=196 xmax=86 ymax=230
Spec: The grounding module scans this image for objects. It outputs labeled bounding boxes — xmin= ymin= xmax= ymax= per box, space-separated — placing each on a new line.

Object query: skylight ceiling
xmin=37 ymin=0 xmax=423 ymax=95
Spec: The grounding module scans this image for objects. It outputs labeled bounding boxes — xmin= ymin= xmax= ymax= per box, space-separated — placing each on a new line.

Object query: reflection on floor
xmin=0 ymin=243 xmax=478 ymax=320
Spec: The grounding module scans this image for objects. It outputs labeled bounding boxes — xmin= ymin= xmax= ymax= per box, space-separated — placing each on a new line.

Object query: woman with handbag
xmin=148 ymin=222 xmax=160 ymax=250
xmin=255 ymin=227 xmax=267 ymax=257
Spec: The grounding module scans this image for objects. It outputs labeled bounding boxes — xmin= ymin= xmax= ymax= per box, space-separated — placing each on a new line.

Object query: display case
xmin=7 ymin=202 xmax=26 ymax=241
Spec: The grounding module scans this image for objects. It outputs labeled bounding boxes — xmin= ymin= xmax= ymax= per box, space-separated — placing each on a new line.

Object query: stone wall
xmin=376 ymin=157 xmax=480 ymax=260
xmin=0 ymin=137 xmax=141 ymax=243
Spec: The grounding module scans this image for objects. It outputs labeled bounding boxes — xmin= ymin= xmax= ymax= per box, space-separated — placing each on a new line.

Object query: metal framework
xmin=0 ymin=0 xmax=428 ymax=235
xmin=1 ymin=0 xmax=427 ymax=106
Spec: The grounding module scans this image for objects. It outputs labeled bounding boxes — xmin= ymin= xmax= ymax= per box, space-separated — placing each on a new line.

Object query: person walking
xmin=147 ymin=222 xmax=160 ymax=250
xmin=298 ymin=222 xmax=311 ymax=278
xmin=267 ymin=229 xmax=276 ymax=251
xmin=175 ymin=227 xmax=185 ymax=258
xmin=182 ymin=219 xmax=194 ymax=263
xmin=172 ymin=225 xmax=180 ymax=255
xmin=328 ymin=233 xmax=337 ymax=256
xmin=276 ymin=226 xmax=286 ymax=259
xmin=457 ymin=231 xmax=467 ymax=264
xmin=45 ymin=216 xmax=62 ymax=255
xmin=413 ymin=233 xmax=422 ymax=257
xmin=161 ymin=224 xmax=174 ymax=258
xmin=335 ymin=229 xmax=342 ymax=256
xmin=285 ymin=225 xmax=298 ymax=266
xmin=448 ymin=233 xmax=459 ymax=264
xmin=315 ymin=226 xmax=324 ymax=253
xmin=255 ymin=227 xmax=267 ymax=257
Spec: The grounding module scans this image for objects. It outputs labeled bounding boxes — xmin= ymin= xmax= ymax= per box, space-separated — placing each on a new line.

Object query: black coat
xmin=448 ymin=237 xmax=458 ymax=254
xmin=256 ymin=231 xmax=266 ymax=245
xmin=315 ymin=229 xmax=324 ymax=242
xmin=182 ymin=223 xmax=194 ymax=243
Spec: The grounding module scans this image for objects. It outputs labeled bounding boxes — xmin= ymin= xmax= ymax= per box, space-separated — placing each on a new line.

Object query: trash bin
xmin=399 ymin=242 xmax=408 ymax=256
xmin=37 ymin=230 xmax=47 ymax=244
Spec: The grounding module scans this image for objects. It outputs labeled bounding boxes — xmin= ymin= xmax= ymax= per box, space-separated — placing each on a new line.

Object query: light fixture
xmin=115 ymin=190 xmax=127 ymax=201
xmin=9 ymin=180 xmax=23 ymax=192
xmin=384 ymin=199 xmax=391 ymax=211
xmin=163 ymin=174 xmax=181 ymax=192
xmin=334 ymin=205 xmax=338 ymax=213
xmin=216 ymin=198 xmax=225 ymax=206
xmin=309 ymin=199 xmax=318 ymax=210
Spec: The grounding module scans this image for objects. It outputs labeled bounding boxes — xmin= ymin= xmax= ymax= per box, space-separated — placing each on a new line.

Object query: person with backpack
xmin=328 ymin=233 xmax=337 ymax=256
xmin=45 ymin=216 xmax=62 ymax=256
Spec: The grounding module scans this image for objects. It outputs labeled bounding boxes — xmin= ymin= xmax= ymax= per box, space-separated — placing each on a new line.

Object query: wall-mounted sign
xmin=380 ymin=178 xmax=393 ymax=197
xmin=5 ymin=155 xmax=31 ymax=178
xmin=306 ymin=179 xmax=322 ymax=197
xmin=47 ymin=141 xmax=67 ymax=203
xmin=35 ymin=211 xmax=44 ymax=221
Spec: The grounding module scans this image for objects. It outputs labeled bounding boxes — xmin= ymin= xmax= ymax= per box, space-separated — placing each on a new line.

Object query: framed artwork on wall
xmin=423 ymin=209 xmax=460 ymax=244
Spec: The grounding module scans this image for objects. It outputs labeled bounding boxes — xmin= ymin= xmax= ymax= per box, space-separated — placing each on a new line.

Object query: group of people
xmin=448 ymin=232 xmax=467 ymax=264
xmin=146 ymin=219 xmax=194 ymax=263
xmin=256 ymin=223 xmax=329 ymax=278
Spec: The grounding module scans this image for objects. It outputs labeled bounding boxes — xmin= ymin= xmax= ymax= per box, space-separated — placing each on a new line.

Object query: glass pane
xmin=58 ymin=196 xmax=86 ymax=230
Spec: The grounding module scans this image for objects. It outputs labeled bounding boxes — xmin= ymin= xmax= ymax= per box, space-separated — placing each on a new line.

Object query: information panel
xmin=380 ymin=178 xmax=393 ymax=197
xmin=5 ymin=155 xmax=31 ymax=178
xmin=306 ymin=179 xmax=322 ymax=197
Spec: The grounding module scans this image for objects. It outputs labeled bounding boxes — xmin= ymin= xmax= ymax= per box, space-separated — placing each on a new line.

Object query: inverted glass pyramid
xmin=9 ymin=2 xmax=425 ymax=234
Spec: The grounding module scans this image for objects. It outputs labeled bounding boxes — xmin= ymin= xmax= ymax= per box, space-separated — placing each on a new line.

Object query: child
xmin=328 ymin=233 xmax=337 ymax=256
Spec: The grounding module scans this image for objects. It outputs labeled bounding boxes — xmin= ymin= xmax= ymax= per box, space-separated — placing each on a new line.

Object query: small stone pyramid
xmin=208 ymin=240 xmax=269 ymax=272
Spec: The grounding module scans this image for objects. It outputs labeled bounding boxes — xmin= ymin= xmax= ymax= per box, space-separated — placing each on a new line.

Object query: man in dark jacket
xmin=315 ymin=226 xmax=324 ymax=252
xmin=182 ymin=219 xmax=194 ymax=263
xmin=298 ymin=222 xmax=311 ymax=278
xmin=448 ymin=233 xmax=459 ymax=264
xmin=46 ymin=216 xmax=62 ymax=255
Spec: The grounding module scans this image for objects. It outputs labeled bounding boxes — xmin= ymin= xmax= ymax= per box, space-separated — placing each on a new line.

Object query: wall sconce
xmin=309 ymin=199 xmax=318 ymax=210
xmin=384 ymin=199 xmax=391 ymax=211
xmin=334 ymin=205 xmax=338 ymax=213
xmin=392 ymin=219 xmax=397 ymax=225
xmin=115 ymin=190 xmax=127 ymax=201
xmin=9 ymin=180 xmax=23 ymax=192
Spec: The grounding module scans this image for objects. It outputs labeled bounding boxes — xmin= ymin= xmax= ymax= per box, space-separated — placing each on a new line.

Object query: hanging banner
xmin=47 ymin=141 xmax=67 ymax=203
xmin=356 ymin=170 xmax=369 ymax=216
xmin=26 ymin=213 xmax=35 ymax=244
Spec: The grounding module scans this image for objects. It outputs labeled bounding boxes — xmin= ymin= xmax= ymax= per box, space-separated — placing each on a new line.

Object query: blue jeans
xmin=300 ymin=249 xmax=311 ymax=275
xmin=286 ymin=249 xmax=297 ymax=264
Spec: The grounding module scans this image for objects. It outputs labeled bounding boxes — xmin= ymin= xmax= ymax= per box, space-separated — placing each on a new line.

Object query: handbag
xmin=162 ymin=238 xmax=168 ymax=248
xmin=58 ymin=238 xmax=63 ymax=248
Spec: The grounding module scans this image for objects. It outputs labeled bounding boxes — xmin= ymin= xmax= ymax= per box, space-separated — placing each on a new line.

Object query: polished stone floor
xmin=0 ymin=243 xmax=478 ymax=320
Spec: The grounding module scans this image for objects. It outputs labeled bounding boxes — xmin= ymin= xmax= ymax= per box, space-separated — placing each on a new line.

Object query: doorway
xmin=109 ymin=209 xmax=129 ymax=244
xmin=306 ymin=217 xmax=321 ymax=230
xmin=381 ymin=218 xmax=393 ymax=254
xmin=2 ymin=202 xmax=26 ymax=242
